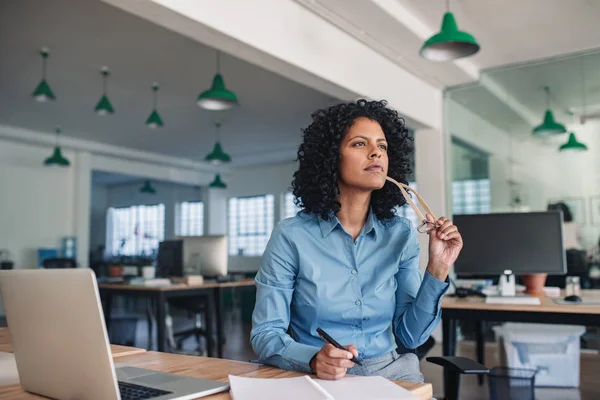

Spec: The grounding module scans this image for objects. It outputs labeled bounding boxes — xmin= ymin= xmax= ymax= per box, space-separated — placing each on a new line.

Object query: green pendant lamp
xmin=140 ymin=180 xmax=157 ymax=194
xmin=559 ymin=132 xmax=588 ymax=152
xmin=197 ymin=51 xmax=238 ymax=111
xmin=205 ymin=122 xmax=231 ymax=164
xmin=532 ymin=87 xmax=567 ymax=137
xmin=32 ymin=47 xmax=56 ymax=102
xmin=208 ymin=174 xmax=227 ymax=189
xmin=420 ymin=1 xmax=480 ymax=61
xmin=146 ymin=82 xmax=164 ymax=128
xmin=95 ymin=67 xmax=115 ymax=115
xmin=44 ymin=127 xmax=70 ymax=167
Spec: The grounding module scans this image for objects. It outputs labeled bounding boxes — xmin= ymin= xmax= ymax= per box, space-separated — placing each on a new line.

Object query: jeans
xmin=347 ymin=351 xmax=424 ymax=382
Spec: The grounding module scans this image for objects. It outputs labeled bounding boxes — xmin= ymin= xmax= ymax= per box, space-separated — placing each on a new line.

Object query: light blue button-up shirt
xmin=250 ymin=209 xmax=449 ymax=373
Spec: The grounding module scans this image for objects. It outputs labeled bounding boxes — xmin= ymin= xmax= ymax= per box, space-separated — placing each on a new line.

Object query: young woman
xmin=251 ymin=99 xmax=463 ymax=381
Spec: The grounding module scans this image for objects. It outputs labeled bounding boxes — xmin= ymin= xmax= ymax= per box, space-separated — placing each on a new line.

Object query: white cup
xmin=142 ymin=266 xmax=156 ymax=279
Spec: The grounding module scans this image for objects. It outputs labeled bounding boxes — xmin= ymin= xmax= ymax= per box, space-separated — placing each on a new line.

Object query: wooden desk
xmin=0 ymin=351 xmax=432 ymax=400
xmin=0 ymin=328 xmax=147 ymax=358
xmin=441 ymin=289 xmax=600 ymax=394
xmin=98 ymin=279 xmax=256 ymax=356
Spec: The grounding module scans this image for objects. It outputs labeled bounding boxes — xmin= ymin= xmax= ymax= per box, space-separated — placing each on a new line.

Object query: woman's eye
xmin=353 ymin=142 xmax=366 ymax=147
xmin=379 ymin=145 xmax=388 ymax=151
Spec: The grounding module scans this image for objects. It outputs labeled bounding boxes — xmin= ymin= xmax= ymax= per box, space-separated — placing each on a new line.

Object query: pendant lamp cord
xmin=446 ymin=0 xmax=450 ymax=12
xmin=216 ymin=51 xmax=221 ymax=73
xmin=581 ymin=57 xmax=586 ymax=117
xmin=41 ymin=49 xmax=48 ymax=79
xmin=152 ymin=83 xmax=159 ymax=109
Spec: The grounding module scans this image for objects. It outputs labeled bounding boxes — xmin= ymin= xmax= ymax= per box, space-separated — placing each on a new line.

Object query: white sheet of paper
xmin=228 ymin=375 xmax=332 ymax=400
xmin=313 ymin=375 xmax=419 ymax=400
xmin=0 ymin=352 xmax=20 ymax=386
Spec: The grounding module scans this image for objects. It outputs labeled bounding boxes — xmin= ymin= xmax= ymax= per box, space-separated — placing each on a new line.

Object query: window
xmin=451 ymin=138 xmax=491 ymax=215
xmin=106 ymin=204 xmax=165 ymax=256
xmin=176 ymin=201 xmax=204 ymax=236
xmin=228 ymin=195 xmax=275 ymax=256
xmin=395 ymin=181 xmax=420 ymax=228
xmin=452 ymin=179 xmax=491 ymax=215
xmin=282 ymin=192 xmax=301 ymax=219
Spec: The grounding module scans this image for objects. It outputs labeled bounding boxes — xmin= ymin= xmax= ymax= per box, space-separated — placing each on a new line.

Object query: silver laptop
xmin=0 ymin=269 xmax=229 ymax=400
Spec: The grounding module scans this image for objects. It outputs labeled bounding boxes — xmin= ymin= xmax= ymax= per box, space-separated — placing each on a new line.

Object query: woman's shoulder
xmin=277 ymin=210 xmax=318 ymax=233
xmin=376 ymin=214 xmax=413 ymax=232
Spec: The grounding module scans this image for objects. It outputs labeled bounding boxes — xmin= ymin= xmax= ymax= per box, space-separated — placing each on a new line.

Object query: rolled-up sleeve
xmin=393 ymin=228 xmax=449 ymax=349
xmin=250 ymin=224 xmax=320 ymax=373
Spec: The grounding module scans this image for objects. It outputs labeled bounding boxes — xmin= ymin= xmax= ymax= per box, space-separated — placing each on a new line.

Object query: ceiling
xmin=449 ymin=49 xmax=600 ymax=136
xmin=92 ymin=171 xmax=145 ymax=186
xmin=0 ymin=0 xmax=338 ymax=167
xmin=298 ymin=0 xmax=600 ymax=138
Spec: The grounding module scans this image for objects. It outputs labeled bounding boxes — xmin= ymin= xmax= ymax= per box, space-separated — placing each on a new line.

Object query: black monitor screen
xmin=453 ymin=212 xmax=566 ymax=276
xmin=157 ymin=240 xmax=183 ymax=277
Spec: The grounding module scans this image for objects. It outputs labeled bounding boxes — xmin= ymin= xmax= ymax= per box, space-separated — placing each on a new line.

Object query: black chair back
xmin=42 ymin=258 xmax=77 ymax=269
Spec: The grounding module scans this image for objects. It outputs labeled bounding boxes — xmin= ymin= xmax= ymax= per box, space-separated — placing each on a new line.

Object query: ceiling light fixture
xmin=32 ymin=47 xmax=56 ymax=102
xmin=532 ymin=87 xmax=567 ymax=137
xmin=420 ymin=0 xmax=480 ymax=61
xmin=95 ymin=66 xmax=115 ymax=116
xmin=146 ymin=82 xmax=164 ymax=129
xmin=197 ymin=51 xmax=238 ymax=111
xmin=44 ymin=126 xmax=70 ymax=167
xmin=205 ymin=122 xmax=231 ymax=164
xmin=208 ymin=174 xmax=227 ymax=189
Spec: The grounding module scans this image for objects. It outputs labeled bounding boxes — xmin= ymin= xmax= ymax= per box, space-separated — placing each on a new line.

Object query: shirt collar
xmin=318 ymin=208 xmax=378 ymax=239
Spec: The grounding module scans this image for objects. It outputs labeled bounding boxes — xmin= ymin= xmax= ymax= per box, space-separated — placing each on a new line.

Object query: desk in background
xmin=98 ymin=280 xmax=256 ymax=357
xmin=0 ymin=350 xmax=433 ymax=400
xmin=441 ymin=289 xmax=600 ymax=395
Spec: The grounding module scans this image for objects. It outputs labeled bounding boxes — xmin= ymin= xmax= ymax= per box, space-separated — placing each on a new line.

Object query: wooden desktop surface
xmin=116 ymin=352 xmax=432 ymax=400
xmin=97 ymin=279 xmax=255 ymax=292
xmin=0 ymin=328 xmax=146 ymax=358
xmin=0 ymin=342 xmax=432 ymax=399
xmin=442 ymin=289 xmax=600 ymax=314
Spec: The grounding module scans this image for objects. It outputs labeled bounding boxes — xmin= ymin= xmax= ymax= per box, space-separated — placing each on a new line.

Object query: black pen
xmin=316 ymin=327 xmax=362 ymax=366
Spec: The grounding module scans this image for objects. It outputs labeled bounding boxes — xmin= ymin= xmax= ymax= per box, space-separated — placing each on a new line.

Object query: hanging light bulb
xmin=95 ymin=66 xmax=115 ymax=115
xmin=532 ymin=87 xmax=567 ymax=137
xmin=32 ymin=47 xmax=56 ymax=102
xmin=205 ymin=122 xmax=231 ymax=164
xmin=420 ymin=0 xmax=480 ymax=61
xmin=44 ymin=126 xmax=70 ymax=167
xmin=208 ymin=174 xmax=227 ymax=189
xmin=197 ymin=51 xmax=238 ymax=111
xmin=146 ymin=82 xmax=164 ymax=128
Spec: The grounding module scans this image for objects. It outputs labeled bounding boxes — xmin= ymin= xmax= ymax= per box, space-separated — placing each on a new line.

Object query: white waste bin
xmin=493 ymin=323 xmax=585 ymax=387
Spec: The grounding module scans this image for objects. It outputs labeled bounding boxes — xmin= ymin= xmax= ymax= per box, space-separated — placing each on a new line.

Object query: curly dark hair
xmin=291 ymin=99 xmax=414 ymax=221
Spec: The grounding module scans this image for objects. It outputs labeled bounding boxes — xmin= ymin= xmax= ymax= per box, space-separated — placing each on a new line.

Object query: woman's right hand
xmin=309 ymin=343 xmax=358 ymax=380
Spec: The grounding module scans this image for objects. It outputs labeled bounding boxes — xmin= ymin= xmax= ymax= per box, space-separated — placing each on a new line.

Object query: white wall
xmin=0 ymin=138 xmax=76 ymax=269
xmin=448 ymin=98 xmax=600 ymax=247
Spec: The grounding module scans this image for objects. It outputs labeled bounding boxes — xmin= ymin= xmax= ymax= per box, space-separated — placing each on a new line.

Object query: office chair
xmin=396 ymin=336 xmax=489 ymax=400
xmin=42 ymin=258 xmax=77 ymax=268
xmin=545 ymin=249 xmax=589 ymax=288
xmin=167 ymin=296 xmax=213 ymax=355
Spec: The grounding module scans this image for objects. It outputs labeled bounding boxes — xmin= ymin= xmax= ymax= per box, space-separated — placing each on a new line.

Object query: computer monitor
xmin=157 ymin=240 xmax=184 ymax=277
xmin=453 ymin=211 xmax=566 ymax=277
xmin=177 ymin=235 xmax=228 ymax=277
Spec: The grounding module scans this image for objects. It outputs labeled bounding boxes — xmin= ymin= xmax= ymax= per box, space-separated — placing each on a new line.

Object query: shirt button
xmin=351 ymin=269 xmax=357 ymax=275
xmin=355 ymin=300 xmax=361 ymax=306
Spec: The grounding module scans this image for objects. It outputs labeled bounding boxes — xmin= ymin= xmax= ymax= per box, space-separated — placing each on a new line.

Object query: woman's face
xmin=338 ymin=117 xmax=389 ymax=192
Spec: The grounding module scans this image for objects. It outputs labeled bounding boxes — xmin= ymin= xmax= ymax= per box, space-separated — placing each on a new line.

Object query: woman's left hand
xmin=425 ymin=214 xmax=463 ymax=281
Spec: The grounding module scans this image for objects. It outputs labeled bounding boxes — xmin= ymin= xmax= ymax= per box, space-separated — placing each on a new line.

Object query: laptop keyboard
xmin=118 ymin=381 xmax=173 ymax=400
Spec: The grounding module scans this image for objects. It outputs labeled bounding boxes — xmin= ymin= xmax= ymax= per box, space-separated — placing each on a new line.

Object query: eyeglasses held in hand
xmin=386 ymin=176 xmax=437 ymax=234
